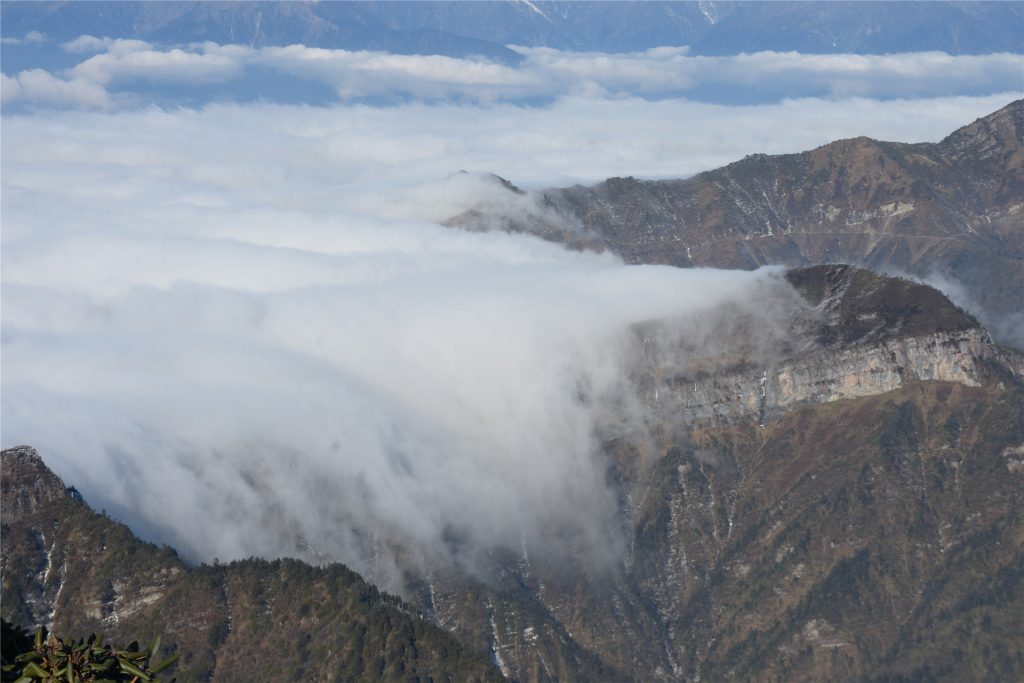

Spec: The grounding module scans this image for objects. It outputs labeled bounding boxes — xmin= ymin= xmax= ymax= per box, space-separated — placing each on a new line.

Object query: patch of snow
xmin=46 ymin=556 xmax=67 ymax=633
xmin=518 ymin=0 xmax=551 ymax=21
xmin=486 ymin=599 xmax=511 ymax=679
xmin=699 ymin=1 xmax=720 ymax=25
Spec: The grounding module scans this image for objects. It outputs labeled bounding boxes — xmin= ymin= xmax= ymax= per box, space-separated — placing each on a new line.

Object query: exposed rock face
xmin=639 ymin=266 xmax=1013 ymax=428
xmin=657 ymin=327 xmax=991 ymax=427
xmin=449 ymin=99 xmax=1024 ymax=345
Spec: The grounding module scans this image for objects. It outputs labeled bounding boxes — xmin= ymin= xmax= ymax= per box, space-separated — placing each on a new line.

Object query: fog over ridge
xmin=1 ymin=91 xmax=1013 ymax=589
xmin=1 ymin=200 xmax=786 ymax=587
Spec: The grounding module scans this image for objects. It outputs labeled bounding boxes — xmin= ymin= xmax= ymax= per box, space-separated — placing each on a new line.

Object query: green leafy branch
xmin=1 ymin=625 xmax=177 ymax=683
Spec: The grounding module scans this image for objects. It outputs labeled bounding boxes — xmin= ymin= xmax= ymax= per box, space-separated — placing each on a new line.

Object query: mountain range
xmin=1 ymin=445 xmax=503 ymax=682
xmin=3 ymin=1 xmax=1021 ymax=58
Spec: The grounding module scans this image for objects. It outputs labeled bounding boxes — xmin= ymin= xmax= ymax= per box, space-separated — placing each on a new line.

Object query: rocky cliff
xmin=638 ymin=266 xmax=1020 ymax=428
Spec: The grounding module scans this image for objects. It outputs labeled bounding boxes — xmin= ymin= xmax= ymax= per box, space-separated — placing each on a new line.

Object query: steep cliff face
xmin=650 ymin=327 xmax=993 ymax=428
xmin=632 ymin=378 xmax=1024 ymax=682
xmin=639 ymin=266 xmax=1013 ymax=428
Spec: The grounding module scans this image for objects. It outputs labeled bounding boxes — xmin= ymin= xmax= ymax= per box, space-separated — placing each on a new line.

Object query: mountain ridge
xmin=0 ymin=445 xmax=504 ymax=682
xmin=449 ymin=99 xmax=1024 ymax=347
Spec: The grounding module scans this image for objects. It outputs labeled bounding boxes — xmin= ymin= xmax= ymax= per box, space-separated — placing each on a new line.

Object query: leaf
xmin=90 ymin=659 xmax=116 ymax=671
xmin=119 ymin=660 xmax=152 ymax=681
xmin=150 ymin=654 xmax=179 ymax=674
xmin=148 ymin=634 xmax=162 ymax=659
xmin=22 ymin=661 xmax=50 ymax=678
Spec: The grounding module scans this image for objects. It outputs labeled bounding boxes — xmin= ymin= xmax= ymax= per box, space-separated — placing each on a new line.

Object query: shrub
xmin=0 ymin=622 xmax=177 ymax=683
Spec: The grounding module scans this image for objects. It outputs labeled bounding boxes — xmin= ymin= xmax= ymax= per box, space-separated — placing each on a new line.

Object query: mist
xmin=2 ymin=90 xmax=1013 ymax=589
xmin=0 ymin=102 xmax=806 ymax=591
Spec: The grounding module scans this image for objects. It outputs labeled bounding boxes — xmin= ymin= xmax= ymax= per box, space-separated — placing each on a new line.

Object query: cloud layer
xmin=1 ymin=99 xmax=811 ymax=589
xmin=2 ymin=37 xmax=1021 ymax=108
xmin=2 ymin=56 xmax=1019 ymax=589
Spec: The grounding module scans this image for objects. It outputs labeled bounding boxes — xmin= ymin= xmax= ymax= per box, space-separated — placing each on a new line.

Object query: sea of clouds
xmin=2 ymin=36 xmax=1021 ymax=588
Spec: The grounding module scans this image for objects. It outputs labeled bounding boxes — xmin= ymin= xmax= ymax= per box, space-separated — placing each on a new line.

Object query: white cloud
xmin=70 ymin=42 xmax=242 ymax=86
xmin=1 ymin=68 xmax=112 ymax=109
xmin=249 ymin=44 xmax=532 ymax=101
xmin=0 ymin=93 xmax=831 ymax=589
xmin=61 ymin=35 xmax=119 ymax=54
xmin=0 ymin=73 xmax=22 ymax=103
xmin=0 ymin=99 xmax=817 ymax=589
xmin=4 ymin=39 xmax=1021 ymax=108
xmin=1 ymin=30 xmax=46 ymax=46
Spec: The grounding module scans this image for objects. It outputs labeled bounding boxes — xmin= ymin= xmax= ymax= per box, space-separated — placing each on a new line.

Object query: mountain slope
xmin=400 ymin=267 xmax=1024 ymax=682
xmin=0 ymin=1 xmax=524 ymax=64
xmin=451 ymin=100 xmax=1024 ymax=345
xmin=0 ymin=446 xmax=504 ymax=683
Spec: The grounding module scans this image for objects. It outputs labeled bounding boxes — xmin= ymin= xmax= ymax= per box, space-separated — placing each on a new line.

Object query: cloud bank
xmin=1 ymin=100 xmax=814 ymax=589
xmin=2 ymin=94 xmax=1015 ymax=189
xmin=2 ymin=37 xmax=1021 ymax=108
xmin=2 ymin=65 xmax=1019 ymax=590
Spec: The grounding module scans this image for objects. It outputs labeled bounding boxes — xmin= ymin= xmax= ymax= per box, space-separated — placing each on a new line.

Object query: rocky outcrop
xmin=656 ymin=327 xmax=993 ymax=427
xmin=634 ymin=265 xmax=1019 ymax=428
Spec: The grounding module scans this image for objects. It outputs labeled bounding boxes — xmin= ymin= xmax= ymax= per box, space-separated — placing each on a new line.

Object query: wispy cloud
xmin=69 ymin=40 xmax=243 ymax=86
